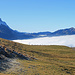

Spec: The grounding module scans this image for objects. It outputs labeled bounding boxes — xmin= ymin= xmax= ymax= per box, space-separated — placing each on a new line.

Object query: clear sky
xmin=0 ymin=0 xmax=75 ymax=33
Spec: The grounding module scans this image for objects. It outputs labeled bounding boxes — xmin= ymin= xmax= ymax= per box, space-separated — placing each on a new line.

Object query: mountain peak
xmin=0 ymin=18 xmax=8 ymax=26
xmin=70 ymin=27 xmax=75 ymax=29
xmin=0 ymin=18 xmax=2 ymax=22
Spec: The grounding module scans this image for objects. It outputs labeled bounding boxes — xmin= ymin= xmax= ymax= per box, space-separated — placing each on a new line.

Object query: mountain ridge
xmin=0 ymin=18 xmax=75 ymax=40
xmin=0 ymin=19 xmax=34 ymax=40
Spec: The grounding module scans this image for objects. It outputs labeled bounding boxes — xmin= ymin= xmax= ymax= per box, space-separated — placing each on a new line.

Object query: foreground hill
xmin=0 ymin=38 xmax=75 ymax=75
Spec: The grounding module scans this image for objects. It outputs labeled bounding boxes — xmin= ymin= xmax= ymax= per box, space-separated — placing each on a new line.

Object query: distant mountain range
xmin=0 ymin=18 xmax=34 ymax=40
xmin=0 ymin=18 xmax=75 ymax=40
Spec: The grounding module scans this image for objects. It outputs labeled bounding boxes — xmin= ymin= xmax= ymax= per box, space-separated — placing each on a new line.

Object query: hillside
xmin=31 ymin=27 xmax=75 ymax=37
xmin=0 ymin=18 xmax=34 ymax=40
xmin=0 ymin=18 xmax=75 ymax=40
xmin=0 ymin=38 xmax=75 ymax=75
xmin=52 ymin=27 xmax=75 ymax=36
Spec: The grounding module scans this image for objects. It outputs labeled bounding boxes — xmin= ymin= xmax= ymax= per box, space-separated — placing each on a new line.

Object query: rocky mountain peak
xmin=0 ymin=18 xmax=2 ymax=22
xmin=0 ymin=18 xmax=8 ymax=26
xmin=70 ymin=27 xmax=75 ymax=30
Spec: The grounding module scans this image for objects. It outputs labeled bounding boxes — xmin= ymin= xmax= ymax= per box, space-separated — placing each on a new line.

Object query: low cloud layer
xmin=13 ymin=35 xmax=75 ymax=47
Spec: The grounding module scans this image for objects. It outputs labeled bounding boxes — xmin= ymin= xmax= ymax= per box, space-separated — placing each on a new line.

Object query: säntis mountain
xmin=0 ymin=18 xmax=75 ymax=40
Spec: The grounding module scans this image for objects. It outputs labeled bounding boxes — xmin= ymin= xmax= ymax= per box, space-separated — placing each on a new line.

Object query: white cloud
xmin=13 ymin=35 xmax=75 ymax=47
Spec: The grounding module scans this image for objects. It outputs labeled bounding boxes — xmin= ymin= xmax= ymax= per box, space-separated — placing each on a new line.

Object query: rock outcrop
xmin=0 ymin=45 xmax=29 ymax=60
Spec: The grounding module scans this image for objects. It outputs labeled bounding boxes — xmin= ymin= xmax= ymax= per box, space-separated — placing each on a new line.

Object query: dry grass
xmin=0 ymin=73 xmax=10 ymax=75
xmin=0 ymin=38 xmax=75 ymax=75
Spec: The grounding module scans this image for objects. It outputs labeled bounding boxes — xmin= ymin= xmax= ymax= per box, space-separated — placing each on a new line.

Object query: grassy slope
xmin=0 ymin=38 xmax=75 ymax=75
xmin=0 ymin=73 xmax=10 ymax=75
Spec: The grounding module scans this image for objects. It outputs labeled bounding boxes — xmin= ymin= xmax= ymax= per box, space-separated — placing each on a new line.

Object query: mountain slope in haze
xmin=0 ymin=18 xmax=15 ymax=39
xmin=0 ymin=18 xmax=34 ymax=40
xmin=0 ymin=18 xmax=75 ymax=40
xmin=32 ymin=27 xmax=75 ymax=37
xmin=52 ymin=27 xmax=75 ymax=36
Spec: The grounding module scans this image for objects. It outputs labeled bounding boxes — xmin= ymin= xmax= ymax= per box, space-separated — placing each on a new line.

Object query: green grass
xmin=0 ymin=38 xmax=75 ymax=75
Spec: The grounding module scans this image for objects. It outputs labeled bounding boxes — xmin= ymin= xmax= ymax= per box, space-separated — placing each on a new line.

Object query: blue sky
xmin=0 ymin=0 xmax=75 ymax=32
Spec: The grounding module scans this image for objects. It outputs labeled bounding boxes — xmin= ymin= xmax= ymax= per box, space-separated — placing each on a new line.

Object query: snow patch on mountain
xmin=13 ymin=35 xmax=75 ymax=47
xmin=0 ymin=18 xmax=8 ymax=26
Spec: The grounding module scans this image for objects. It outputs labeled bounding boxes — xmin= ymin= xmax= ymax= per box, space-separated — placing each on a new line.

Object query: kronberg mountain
xmin=0 ymin=18 xmax=75 ymax=40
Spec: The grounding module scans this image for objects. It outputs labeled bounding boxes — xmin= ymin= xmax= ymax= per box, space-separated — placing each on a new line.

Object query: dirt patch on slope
xmin=0 ymin=54 xmax=22 ymax=74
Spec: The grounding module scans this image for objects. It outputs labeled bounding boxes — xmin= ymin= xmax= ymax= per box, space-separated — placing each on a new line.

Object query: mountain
xmin=31 ymin=31 xmax=51 ymax=37
xmin=0 ymin=18 xmax=75 ymax=40
xmin=30 ymin=27 xmax=75 ymax=37
xmin=52 ymin=27 xmax=75 ymax=36
xmin=0 ymin=18 xmax=34 ymax=40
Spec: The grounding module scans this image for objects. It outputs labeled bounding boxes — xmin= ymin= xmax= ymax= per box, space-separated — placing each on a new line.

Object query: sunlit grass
xmin=0 ymin=38 xmax=75 ymax=75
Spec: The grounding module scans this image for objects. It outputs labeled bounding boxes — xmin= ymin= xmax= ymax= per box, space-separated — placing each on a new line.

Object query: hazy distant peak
xmin=0 ymin=18 xmax=1 ymax=21
xmin=0 ymin=18 xmax=8 ymax=26
xmin=70 ymin=27 xmax=75 ymax=30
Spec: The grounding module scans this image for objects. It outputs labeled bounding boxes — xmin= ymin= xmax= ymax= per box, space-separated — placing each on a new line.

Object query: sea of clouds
xmin=13 ymin=35 xmax=75 ymax=47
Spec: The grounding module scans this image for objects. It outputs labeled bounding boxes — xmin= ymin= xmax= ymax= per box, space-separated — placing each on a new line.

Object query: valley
xmin=13 ymin=35 xmax=75 ymax=47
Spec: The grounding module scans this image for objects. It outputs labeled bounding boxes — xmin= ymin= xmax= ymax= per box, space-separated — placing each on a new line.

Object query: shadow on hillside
xmin=0 ymin=45 xmax=30 ymax=73
xmin=0 ymin=54 xmax=11 ymax=72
